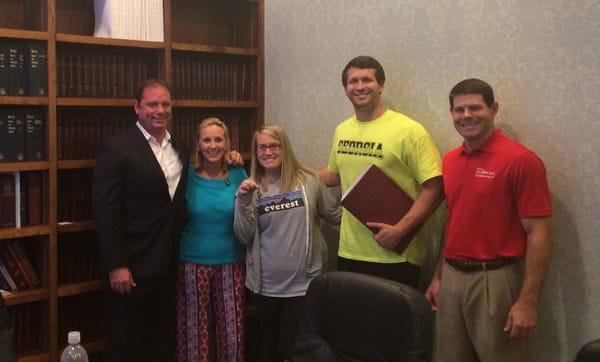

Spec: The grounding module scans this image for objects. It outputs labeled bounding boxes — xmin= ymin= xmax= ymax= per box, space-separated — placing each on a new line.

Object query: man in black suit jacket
xmin=93 ymin=79 xmax=188 ymax=362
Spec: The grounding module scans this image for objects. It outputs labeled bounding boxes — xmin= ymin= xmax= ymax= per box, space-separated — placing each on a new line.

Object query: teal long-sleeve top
xmin=180 ymin=165 xmax=247 ymax=265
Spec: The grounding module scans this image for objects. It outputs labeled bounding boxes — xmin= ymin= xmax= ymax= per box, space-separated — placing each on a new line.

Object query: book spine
xmin=26 ymin=171 xmax=42 ymax=226
xmin=0 ymin=245 xmax=29 ymax=290
xmin=0 ymin=256 xmax=18 ymax=291
xmin=25 ymin=109 xmax=44 ymax=161
xmin=8 ymin=42 xmax=26 ymax=96
xmin=0 ymin=269 xmax=11 ymax=291
xmin=0 ymin=110 xmax=6 ymax=162
xmin=8 ymin=241 xmax=40 ymax=288
xmin=27 ymin=41 xmax=48 ymax=97
xmin=0 ymin=173 xmax=16 ymax=228
xmin=5 ymin=109 xmax=26 ymax=162
xmin=4 ymin=242 xmax=32 ymax=288
xmin=16 ymin=171 xmax=24 ymax=228
xmin=0 ymin=42 xmax=9 ymax=96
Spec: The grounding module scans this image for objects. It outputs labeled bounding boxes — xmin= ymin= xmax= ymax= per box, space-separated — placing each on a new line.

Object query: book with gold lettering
xmin=341 ymin=164 xmax=422 ymax=254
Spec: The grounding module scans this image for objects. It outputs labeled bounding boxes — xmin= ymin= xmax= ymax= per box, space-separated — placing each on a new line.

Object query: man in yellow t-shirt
xmin=319 ymin=56 xmax=442 ymax=288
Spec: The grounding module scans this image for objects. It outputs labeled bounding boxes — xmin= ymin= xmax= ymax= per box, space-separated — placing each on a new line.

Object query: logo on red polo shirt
xmin=475 ymin=168 xmax=496 ymax=179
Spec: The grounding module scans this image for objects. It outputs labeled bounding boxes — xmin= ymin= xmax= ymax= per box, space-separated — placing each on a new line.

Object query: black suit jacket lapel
xmin=130 ymin=126 xmax=172 ymax=198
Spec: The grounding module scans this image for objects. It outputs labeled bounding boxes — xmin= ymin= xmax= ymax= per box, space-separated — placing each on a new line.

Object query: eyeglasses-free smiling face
xmin=134 ymin=84 xmax=172 ymax=139
xmin=256 ymin=133 xmax=282 ymax=171
xmin=198 ymin=124 xmax=227 ymax=165
xmin=344 ymin=67 xmax=383 ymax=112
xmin=450 ymin=93 xmax=498 ymax=150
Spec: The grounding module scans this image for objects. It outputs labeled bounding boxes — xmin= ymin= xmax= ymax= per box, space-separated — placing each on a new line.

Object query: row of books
xmin=93 ymin=0 xmax=164 ymax=42
xmin=59 ymin=292 xmax=103 ymax=348
xmin=58 ymin=109 xmax=134 ymax=160
xmin=0 ymin=172 xmax=43 ymax=229
xmin=56 ymin=50 xmax=158 ymax=98
xmin=0 ymin=107 xmax=44 ymax=162
xmin=172 ymin=55 xmax=256 ymax=101
xmin=58 ymin=170 xmax=93 ymax=223
xmin=3 ymin=301 xmax=45 ymax=354
xmin=0 ymin=40 xmax=47 ymax=97
xmin=58 ymin=232 xmax=101 ymax=284
xmin=0 ymin=241 xmax=40 ymax=292
xmin=172 ymin=111 xmax=254 ymax=155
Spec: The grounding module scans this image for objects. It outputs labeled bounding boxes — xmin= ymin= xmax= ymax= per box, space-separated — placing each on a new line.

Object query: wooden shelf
xmin=0 ymin=225 xmax=51 ymax=240
xmin=173 ymin=100 xmax=259 ymax=108
xmin=57 ymin=220 xmax=94 ymax=233
xmin=57 ymin=98 xmax=133 ymax=107
xmin=0 ymin=161 xmax=49 ymax=172
xmin=56 ymin=33 xmax=165 ymax=49
xmin=2 ymin=288 xmax=49 ymax=306
xmin=172 ymin=42 xmax=259 ymax=56
xmin=0 ymin=28 xmax=48 ymax=41
xmin=58 ymin=280 xmax=103 ymax=298
xmin=0 ymin=96 xmax=49 ymax=106
xmin=58 ymin=159 xmax=95 ymax=170
xmin=18 ymin=351 xmax=50 ymax=362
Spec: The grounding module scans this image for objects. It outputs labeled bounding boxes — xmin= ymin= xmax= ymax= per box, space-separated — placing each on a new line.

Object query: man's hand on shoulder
xmin=504 ymin=299 xmax=537 ymax=339
xmin=109 ymin=267 xmax=136 ymax=295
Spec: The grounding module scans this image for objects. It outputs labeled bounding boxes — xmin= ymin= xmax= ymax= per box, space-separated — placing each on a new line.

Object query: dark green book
xmin=0 ymin=42 xmax=8 ymax=96
xmin=8 ymin=42 xmax=26 ymax=96
xmin=5 ymin=109 xmax=25 ymax=162
xmin=27 ymin=42 xmax=48 ymax=96
xmin=25 ymin=109 xmax=44 ymax=161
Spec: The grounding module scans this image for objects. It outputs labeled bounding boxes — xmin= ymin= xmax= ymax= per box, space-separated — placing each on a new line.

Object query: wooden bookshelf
xmin=2 ymin=288 xmax=49 ymax=306
xmin=0 ymin=162 xmax=50 ymax=172
xmin=57 ymin=159 xmax=95 ymax=170
xmin=56 ymin=33 xmax=165 ymax=49
xmin=0 ymin=0 xmax=264 ymax=360
xmin=57 ymin=279 xmax=102 ymax=298
xmin=0 ymin=28 xmax=48 ymax=40
xmin=0 ymin=96 xmax=49 ymax=105
xmin=0 ymin=226 xmax=51 ymax=241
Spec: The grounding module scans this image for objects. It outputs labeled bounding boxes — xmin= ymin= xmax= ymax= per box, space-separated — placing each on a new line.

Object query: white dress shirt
xmin=136 ymin=122 xmax=183 ymax=200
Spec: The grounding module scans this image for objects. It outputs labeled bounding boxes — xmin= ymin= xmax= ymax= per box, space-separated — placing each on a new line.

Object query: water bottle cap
xmin=67 ymin=331 xmax=81 ymax=344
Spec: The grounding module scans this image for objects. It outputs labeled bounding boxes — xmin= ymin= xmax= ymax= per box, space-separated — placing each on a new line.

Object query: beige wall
xmin=265 ymin=0 xmax=600 ymax=360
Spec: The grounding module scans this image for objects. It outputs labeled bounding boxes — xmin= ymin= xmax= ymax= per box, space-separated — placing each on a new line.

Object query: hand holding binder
xmin=341 ymin=164 xmax=423 ymax=254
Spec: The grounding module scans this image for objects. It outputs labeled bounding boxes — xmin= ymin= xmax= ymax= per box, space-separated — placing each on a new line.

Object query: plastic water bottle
xmin=60 ymin=331 xmax=89 ymax=362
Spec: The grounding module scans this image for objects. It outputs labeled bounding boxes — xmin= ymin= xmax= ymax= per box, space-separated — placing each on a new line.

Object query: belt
xmin=446 ymin=258 xmax=519 ymax=272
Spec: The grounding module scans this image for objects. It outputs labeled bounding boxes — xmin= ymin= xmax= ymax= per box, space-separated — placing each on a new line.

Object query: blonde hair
xmin=250 ymin=124 xmax=314 ymax=192
xmin=192 ymin=117 xmax=231 ymax=172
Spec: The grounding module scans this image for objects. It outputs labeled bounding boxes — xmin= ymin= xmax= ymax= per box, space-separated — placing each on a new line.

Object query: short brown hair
xmin=449 ymin=78 xmax=495 ymax=108
xmin=341 ymin=56 xmax=386 ymax=87
xmin=135 ymin=79 xmax=172 ymax=102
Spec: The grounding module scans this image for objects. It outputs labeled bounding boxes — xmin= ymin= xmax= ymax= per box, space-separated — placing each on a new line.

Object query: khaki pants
xmin=436 ymin=261 xmax=531 ymax=362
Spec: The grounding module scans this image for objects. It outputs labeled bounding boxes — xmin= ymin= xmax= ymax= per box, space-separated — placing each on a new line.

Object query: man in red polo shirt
xmin=425 ymin=78 xmax=552 ymax=361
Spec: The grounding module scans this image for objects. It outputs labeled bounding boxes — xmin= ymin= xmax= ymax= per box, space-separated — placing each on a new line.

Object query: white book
xmin=153 ymin=0 xmax=165 ymax=42
xmin=93 ymin=0 xmax=113 ymax=38
xmin=93 ymin=0 xmax=164 ymax=41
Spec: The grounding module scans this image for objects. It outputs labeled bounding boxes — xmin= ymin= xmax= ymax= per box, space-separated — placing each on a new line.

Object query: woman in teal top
xmin=175 ymin=117 xmax=247 ymax=362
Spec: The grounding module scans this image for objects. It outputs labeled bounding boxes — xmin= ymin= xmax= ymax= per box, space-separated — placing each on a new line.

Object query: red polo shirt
xmin=443 ymin=129 xmax=552 ymax=260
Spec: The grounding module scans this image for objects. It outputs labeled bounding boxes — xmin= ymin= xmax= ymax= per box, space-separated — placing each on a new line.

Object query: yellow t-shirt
xmin=328 ymin=109 xmax=442 ymax=265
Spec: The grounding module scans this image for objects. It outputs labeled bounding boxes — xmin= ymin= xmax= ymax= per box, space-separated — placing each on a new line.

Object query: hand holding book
xmin=367 ymin=221 xmax=413 ymax=253
xmin=341 ymin=165 xmax=423 ymax=255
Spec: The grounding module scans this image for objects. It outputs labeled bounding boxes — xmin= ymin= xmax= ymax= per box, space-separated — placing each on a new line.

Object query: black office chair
xmin=289 ymin=271 xmax=433 ymax=362
xmin=575 ymin=338 xmax=600 ymax=362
